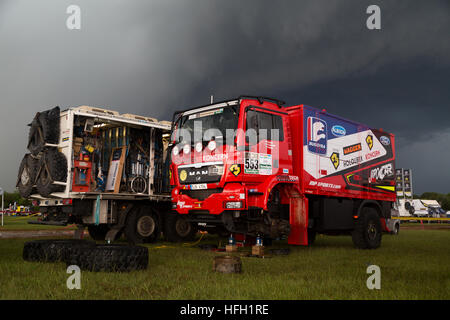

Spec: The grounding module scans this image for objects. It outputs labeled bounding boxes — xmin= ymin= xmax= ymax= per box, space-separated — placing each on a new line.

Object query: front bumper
xmin=172 ymin=183 xmax=246 ymax=215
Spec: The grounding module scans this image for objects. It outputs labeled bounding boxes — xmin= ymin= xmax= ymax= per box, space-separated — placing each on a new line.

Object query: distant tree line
xmin=2 ymin=191 xmax=33 ymax=208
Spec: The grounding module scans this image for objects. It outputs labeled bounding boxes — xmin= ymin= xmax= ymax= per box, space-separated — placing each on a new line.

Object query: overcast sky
xmin=1 ymin=0 xmax=449 ymax=194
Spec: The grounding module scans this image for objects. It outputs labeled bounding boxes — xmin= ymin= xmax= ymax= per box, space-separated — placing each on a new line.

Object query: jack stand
xmin=252 ymin=235 xmax=264 ymax=256
xmin=226 ymin=233 xmax=238 ymax=252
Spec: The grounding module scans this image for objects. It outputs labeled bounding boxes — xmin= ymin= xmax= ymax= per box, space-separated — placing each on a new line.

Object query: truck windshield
xmin=175 ymin=106 xmax=239 ymax=144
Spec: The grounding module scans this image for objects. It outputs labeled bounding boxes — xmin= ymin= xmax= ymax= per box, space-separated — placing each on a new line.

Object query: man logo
xmin=307 ymin=117 xmax=327 ymax=155
xmin=366 ymin=134 xmax=373 ymax=150
xmin=229 ymin=164 xmax=241 ymax=176
xmin=330 ymin=152 xmax=340 ymax=169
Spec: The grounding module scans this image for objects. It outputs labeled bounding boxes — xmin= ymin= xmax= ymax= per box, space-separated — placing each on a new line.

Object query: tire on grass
xmin=66 ymin=244 xmax=148 ymax=272
xmin=23 ymin=239 xmax=95 ymax=263
xmin=164 ymin=211 xmax=197 ymax=242
xmin=17 ymin=154 xmax=38 ymax=198
xmin=36 ymin=148 xmax=67 ymax=197
xmin=352 ymin=207 xmax=382 ymax=249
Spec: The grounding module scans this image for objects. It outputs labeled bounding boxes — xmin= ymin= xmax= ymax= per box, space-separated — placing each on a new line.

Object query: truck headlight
xmin=207 ymin=140 xmax=217 ymax=151
xmin=195 ymin=141 xmax=203 ymax=153
xmin=172 ymin=145 xmax=180 ymax=156
xmin=183 ymin=144 xmax=191 ymax=154
xmin=224 ymin=201 xmax=243 ymax=209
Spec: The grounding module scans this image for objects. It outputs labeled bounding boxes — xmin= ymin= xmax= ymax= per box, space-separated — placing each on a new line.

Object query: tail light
xmin=62 ymin=199 xmax=73 ymax=205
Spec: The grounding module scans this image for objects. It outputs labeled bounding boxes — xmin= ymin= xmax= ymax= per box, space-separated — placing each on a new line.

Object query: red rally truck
xmin=169 ymin=96 xmax=396 ymax=248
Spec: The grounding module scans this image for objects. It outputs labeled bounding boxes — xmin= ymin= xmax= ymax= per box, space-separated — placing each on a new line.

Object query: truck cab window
xmin=245 ymin=108 xmax=284 ymax=142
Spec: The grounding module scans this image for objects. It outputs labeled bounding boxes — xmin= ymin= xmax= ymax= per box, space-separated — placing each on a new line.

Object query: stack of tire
xmin=17 ymin=106 xmax=68 ymax=198
xmin=23 ymin=239 xmax=148 ymax=272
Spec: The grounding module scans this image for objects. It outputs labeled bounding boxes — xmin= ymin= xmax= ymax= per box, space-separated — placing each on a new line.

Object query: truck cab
xmin=170 ymin=96 xmax=396 ymax=249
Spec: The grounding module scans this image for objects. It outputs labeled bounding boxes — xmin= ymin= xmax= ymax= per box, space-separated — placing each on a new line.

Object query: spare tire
xmin=66 ymin=244 xmax=148 ymax=272
xmin=36 ymin=148 xmax=67 ymax=197
xmin=409 ymin=206 xmax=416 ymax=215
xmin=405 ymin=201 xmax=411 ymax=210
xmin=38 ymin=106 xmax=60 ymax=144
xmin=27 ymin=114 xmax=45 ymax=156
xmin=17 ymin=154 xmax=38 ymax=198
xmin=23 ymin=239 xmax=95 ymax=263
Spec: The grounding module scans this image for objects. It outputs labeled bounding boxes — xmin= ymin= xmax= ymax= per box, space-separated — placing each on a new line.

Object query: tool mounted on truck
xmin=169 ymin=96 xmax=396 ymax=249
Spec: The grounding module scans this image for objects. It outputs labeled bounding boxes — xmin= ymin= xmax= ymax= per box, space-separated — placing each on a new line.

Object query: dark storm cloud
xmin=0 ymin=0 xmax=449 ymax=193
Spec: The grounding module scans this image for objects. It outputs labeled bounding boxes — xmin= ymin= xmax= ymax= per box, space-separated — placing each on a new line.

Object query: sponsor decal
xmin=62 ymin=137 xmax=70 ymax=142
xmin=366 ymin=134 xmax=374 ymax=150
xmin=309 ymin=181 xmax=342 ymax=189
xmin=177 ymin=201 xmax=192 ymax=209
xmin=277 ymin=175 xmax=299 ymax=182
xmin=365 ymin=150 xmax=381 ymax=160
xmin=331 ymin=125 xmax=346 ymax=137
xmin=342 ymin=156 xmax=363 ymax=168
xmin=202 ymin=153 xmax=227 ymax=162
xmin=343 ymin=143 xmax=362 ymax=155
xmin=370 ymin=163 xmax=394 ymax=182
xmin=380 ymin=136 xmax=390 ymax=146
xmin=330 ymin=152 xmax=340 ymax=169
xmin=283 ymin=168 xmax=289 ymax=174
xmin=307 ymin=117 xmax=327 ymax=155
xmin=179 ymin=170 xmax=187 ymax=182
xmin=229 ymin=164 xmax=241 ymax=176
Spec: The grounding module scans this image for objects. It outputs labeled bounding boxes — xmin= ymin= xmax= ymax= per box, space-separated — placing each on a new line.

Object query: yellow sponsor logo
xmin=229 ymin=164 xmax=241 ymax=176
xmin=366 ymin=134 xmax=373 ymax=150
xmin=179 ymin=170 xmax=187 ymax=182
xmin=330 ymin=152 xmax=340 ymax=169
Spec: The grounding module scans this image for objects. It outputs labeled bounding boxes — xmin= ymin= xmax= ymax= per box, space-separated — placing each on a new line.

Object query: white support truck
xmin=17 ymin=106 xmax=197 ymax=243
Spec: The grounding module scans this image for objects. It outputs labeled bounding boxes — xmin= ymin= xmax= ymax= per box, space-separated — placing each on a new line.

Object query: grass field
xmin=0 ymin=227 xmax=449 ymax=300
xmin=0 ymin=216 xmax=76 ymax=231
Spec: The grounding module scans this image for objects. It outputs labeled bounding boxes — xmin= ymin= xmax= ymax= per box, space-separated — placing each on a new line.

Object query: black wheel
xmin=307 ymin=228 xmax=316 ymax=245
xmin=23 ymin=239 xmax=95 ymax=263
xmin=393 ymin=223 xmax=400 ymax=235
xmin=27 ymin=114 xmax=45 ymax=156
xmin=164 ymin=212 xmax=197 ymax=242
xmin=404 ymin=201 xmax=411 ymax=210
xmin=124 ymin=207 xmax=160 ymax=244
xmin=66 ymin=244 xmax=148 ymax=272
xmin=17 ymin=154 xmax=38 ymax=198
xmin=38 ymin=106 xmax=60 ymax=144
xmin=352 ymin=207 xmax=382 ymax=249
xmin=36 ymin=148 xmax=67 ymax=197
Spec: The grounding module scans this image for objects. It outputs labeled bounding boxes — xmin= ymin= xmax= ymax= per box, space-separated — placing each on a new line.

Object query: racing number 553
xmin=245 ymin=158 xmax=259 ymax=170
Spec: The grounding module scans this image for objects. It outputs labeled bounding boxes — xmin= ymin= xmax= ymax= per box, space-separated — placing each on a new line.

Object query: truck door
xmin=244 ymin=107 xmax=288 ymax=181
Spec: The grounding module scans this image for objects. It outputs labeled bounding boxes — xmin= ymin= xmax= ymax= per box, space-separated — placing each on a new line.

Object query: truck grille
xmin=180 ymin=188 xmax=223 ymax=201
xmin=178 ymin=164 xmax=223 ymax=184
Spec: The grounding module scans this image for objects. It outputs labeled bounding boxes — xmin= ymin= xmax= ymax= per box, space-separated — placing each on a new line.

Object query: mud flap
xmin=286 ymin=187 xmax=308 ymax=245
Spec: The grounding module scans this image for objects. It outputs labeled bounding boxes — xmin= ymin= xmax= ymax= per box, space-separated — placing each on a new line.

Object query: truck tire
xmin=23 ymin=239 xmax=95 ymax=263
xmin=27 ymin=116 xmax=45 ymax=156
xmin=36 ymin=148 xmax=67 ymax=197
xmin=38 ymin=106 xmax=60 ymax=144
xmin=17 ymin=154 xmax=38 ymax=198
xmin=66 ymin=244 xmax=148 ymax=272
xmin=124 ymin=207 xmax=160 ymax=244
xmin=352 ymin=207 xmax=382 ymax=249
xmin=164 ymin=212 xmax=197 ymax=242
xmin=392 ymin=222 xmax=400 ymax=235
xmin=87 ymin=225 xmax=122 ymax=241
